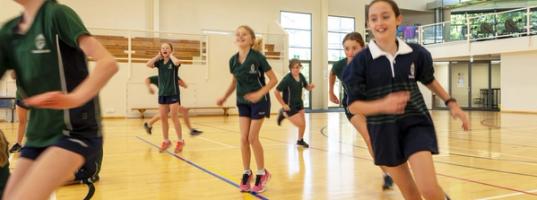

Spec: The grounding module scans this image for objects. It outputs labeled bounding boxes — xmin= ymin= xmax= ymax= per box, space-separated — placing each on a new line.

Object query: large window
xmin=327 ymin=16 xmax=355 ymax=108
xmin=281 ymin=11 xmax=312 ymax=108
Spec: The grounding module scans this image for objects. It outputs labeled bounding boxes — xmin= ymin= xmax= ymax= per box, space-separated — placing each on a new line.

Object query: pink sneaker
xmin=159 ymin=140 xmax=171 ymax=152
xmin=251 ymin=169 xmax=271 ymax=193
xmin=239 ymin=170 xmax=252 ymax=192
xmin=174 ymin=140 xmax=185 ymax=153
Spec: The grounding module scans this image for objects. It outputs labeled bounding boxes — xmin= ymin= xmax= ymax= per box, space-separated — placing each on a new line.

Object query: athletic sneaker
xmin=174 ymin=140 xmax=185 ymax=153
xmin=239 ymin=170 xmax=252 ymax=192
xmin=296 ymin=139 xmax=309 ymax=148
xmin=9 ymin=143 xmax=22 ymax=153
xmin=190 ymin=128 xmax=203 ymax=136
xmin=252 ymin=169 xmax=271 ymax=193
xmin=159 ymin=140 xmax=171 ymax=152
xmin=277 ymin=109 xmax=285 ymax=126
xmin=382 ymin=174 xmax=394 ymax=190
xmin=143 ymin=122 xmax=152 ymax=135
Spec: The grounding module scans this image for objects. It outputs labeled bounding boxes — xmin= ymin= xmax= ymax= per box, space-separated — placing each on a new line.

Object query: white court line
xmin=475 ymin=189 xmax=537 ymax=200
xmin=196 ymin=136 xmax=236 ymax=148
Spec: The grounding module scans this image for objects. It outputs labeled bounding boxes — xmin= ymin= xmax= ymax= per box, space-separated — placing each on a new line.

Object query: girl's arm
xmin=328 ymin=72 xmax=340 ymax=104
xmin=426 ymin=80 xmax=470 ymax=130
xmin=146 ymin=53 xmax=161 ymax=68
xmin=244 ymin=70 xmax=278 ymax=103
xmin=25 ymin=35 xmax=118 ymax=109
xmin=217 ymin=77 xmax=237 ymax=106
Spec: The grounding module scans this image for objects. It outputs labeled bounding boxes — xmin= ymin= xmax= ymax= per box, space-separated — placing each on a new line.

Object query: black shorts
xmin=368 ymin=115 xmax=439 ymax=167
xmin=20 ymin=135 xmax=103 ymax=165
xmin=285 ymin=105 xmax=304 ymax=117
xmin=15 ymin=99 xmax=30 ymax=110
xmin=237 ymin=99 xmax=270 ymax=120
xmin=158 ymin=95 xmax=180 ymax=105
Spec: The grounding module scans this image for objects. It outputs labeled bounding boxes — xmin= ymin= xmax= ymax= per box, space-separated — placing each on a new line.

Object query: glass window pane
xmin=340 ymin=18 xmax=355 ymax=32
xmin=328 ymin=16 xmax=341 ymax=32
xmin=281 ymin=12 xmax=311 ymax=30
xmin=287 ymin=29 xmax=311 ymax=48
xmin=328 ymin=50 xmax=345 ymax=62
xmin=328 ymin=32 xmax=345 ymax=49
xmin=289 ymin=48 xmax=311 ymax=60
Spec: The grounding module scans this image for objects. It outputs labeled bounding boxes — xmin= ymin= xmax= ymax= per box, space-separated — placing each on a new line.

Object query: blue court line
xmin=136 ymin=136 xmax=269 ymax=200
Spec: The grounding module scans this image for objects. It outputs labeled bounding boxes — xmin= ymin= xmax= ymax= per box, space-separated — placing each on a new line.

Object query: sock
xmin=256 ymin=169 xmax=266 ymax=175
xmin=243 ymin=169 xmax=251 ymax=175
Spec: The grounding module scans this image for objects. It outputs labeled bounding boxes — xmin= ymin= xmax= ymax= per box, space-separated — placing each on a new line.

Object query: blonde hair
xmin=0 ymin=130 xmax=8 ymax=167
xmin=252 ymin=37 xmax=264 ymax=53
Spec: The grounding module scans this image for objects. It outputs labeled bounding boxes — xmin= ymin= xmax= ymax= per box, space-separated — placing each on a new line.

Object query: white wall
xmin=501 ymin=51 xmax=537 ymax=112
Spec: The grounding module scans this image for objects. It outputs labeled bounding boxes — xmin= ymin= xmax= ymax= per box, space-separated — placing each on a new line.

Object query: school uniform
xmin=331 ymin=58 xmax=355 ymax=121
xmin=343 ymin=38 xmax=439 ymax=167
xmin=276 ymin=73 xmax=308 ymax=117
xmin=229 ymin=49 xmax=271 ymax=119
xmin=155 ymin=59 xmax=180 ymax=105
xmin=0 ymin=0 xmax=102 ymax=165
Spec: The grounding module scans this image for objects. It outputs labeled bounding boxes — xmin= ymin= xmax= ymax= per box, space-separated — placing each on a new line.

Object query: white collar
xmin=368 ymin=38 xmax=413 ymax=60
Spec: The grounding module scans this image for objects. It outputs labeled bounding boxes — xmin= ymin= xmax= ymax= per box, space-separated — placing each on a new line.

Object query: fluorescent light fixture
xmin=202 ymin=29 xmax=231 ymax=35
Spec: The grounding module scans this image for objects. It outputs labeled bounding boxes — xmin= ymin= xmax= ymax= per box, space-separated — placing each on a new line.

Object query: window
xmin=327 ymin=16 xmax=355 ymax=108
xmin=281 ymin=11 xmax=312 ymax=108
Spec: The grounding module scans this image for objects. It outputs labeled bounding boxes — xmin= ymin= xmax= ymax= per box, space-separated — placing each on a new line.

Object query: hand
xmin=448 ymin=102 xmax=470 ymax=131
xmin=148 ymin=87 xmax=155 ymax=95
xmin=282 ymin=104 xmax=290 ymax=111
xmin=178 ymin=80 xmax=188 ymax=88
xmin=307 ymin=84 xmax=315 ymax=91
xmin=25 ymin=91 xmax=84 ymax=109
xmin=216 ymin=97 xmax=227 ymax=106
xmin=329 ymin=93 xmax=340 ymax=104
xmin=244 ymin=91 xmax=264 ymax=103
xmin=380 ymin=91 xmax=410 ymax=114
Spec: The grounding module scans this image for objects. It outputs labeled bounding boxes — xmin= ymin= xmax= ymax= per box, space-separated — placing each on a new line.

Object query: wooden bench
xmin=132 ymin=106 xmax=235 ymax=118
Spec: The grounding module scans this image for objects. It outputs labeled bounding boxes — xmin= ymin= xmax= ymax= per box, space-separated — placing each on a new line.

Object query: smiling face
xmin=367 ymin=1 xmax=402 ymax=43
xmin=160 ymin=43 xmax=172 ymax=58
xmin=235 ymin=26 xmax=255 ymax=49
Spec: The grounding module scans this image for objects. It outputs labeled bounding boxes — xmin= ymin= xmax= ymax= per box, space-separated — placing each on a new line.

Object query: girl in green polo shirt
xmin=217 ymin=25 xmax=278 ymax=193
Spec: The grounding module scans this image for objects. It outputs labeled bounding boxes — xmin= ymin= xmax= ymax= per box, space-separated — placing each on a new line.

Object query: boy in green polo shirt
xmin=274 ymin=59 xmax=314 ymax=148
xmin=0 ymin=0 xmax=118 ymax=199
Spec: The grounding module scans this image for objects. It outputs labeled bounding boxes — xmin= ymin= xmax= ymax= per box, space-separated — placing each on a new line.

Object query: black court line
xmin=136 ymin=136 xmax=269 ymax=200
xmin=191 ymin=122 xmax=537 ymax=196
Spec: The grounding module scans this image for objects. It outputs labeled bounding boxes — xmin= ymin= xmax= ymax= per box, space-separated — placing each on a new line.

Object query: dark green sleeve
xmin=343 ymin=53 xmax=367 ymax=102
xmin=257 ymin=54 xmax=272 ymax=72
xmin=149 ymin=76 xmax=159 ymax=86
xmin=417 ymin=48 xmax=435 ymax=85
xmin=53 ymin=4 xmax=90 ymax=48
xmin=276 ymin=76 xmax=287 ymax=92
xmin=0 ymin=34 xmax=11 ymax=79
xmin=229 ymin=56 xmax=235 ymax=74
xmin=300 ymin=73 xmax=308 ymax=88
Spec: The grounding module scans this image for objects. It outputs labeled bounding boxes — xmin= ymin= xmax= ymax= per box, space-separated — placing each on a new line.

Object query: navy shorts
xmin=15 ymin=99 xmax=30 ymax=110
xmin=368 ymin=115 xmax=439 ymax=167
xmin=20 ymin=135 xmax=103 ymax=165
xmin=158 ymin=95 xmax=180 ymax=105
xmin=237 ymin=99 xmax=270 ymax=120
xmin=285 ymin=105 xmax=304 ymax=117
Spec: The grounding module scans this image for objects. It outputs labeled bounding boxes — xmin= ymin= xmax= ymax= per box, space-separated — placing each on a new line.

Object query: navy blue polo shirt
xmin=342 ymin=39 xmax=435 ymax=125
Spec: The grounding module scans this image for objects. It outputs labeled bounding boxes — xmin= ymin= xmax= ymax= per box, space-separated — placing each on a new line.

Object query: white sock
xmin=256 ymin=169 xmax=266 ymax=175
xmin=243 ymin=169 xmax=251 ymax=175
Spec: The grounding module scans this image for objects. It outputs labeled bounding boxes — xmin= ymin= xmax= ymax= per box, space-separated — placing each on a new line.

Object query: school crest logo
xmin=32 ymin=34 xmax=51 ymax=54
xmin=248 ymin=64 xmax=257 ymax=74
xmin=168 ymin=64 xmax=172 ymax=69
xmin=409 ymin=62 xmax=415 ymax=79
